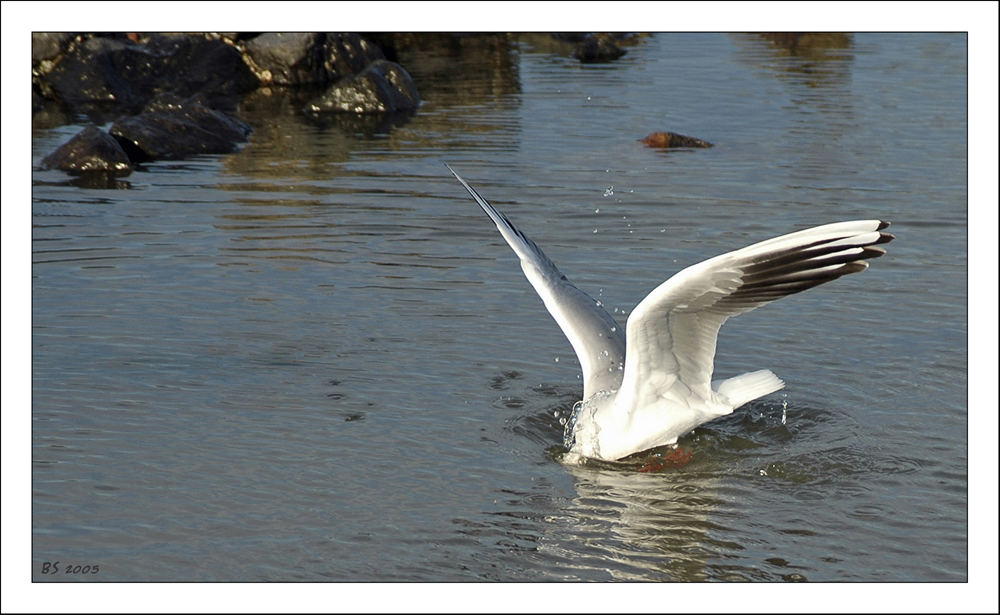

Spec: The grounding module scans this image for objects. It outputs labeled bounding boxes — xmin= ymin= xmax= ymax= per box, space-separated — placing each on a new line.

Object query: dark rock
xmin=144 ymin=35 xmax=260 ymax=108
xmin=306 ymin=59 xmax=419 ymax=114
xmin=32 ymin=88 xmax=47 ymax=113
xmin=109 ymin=93 xmax=252 ymax=161
xmin=640 ymin=131 xmax=713 ymax=149
xmin=551 ymin=33 xmax=591 ymax=44
xmin=40 ymin=125 xmax=133 ymax=175
xmin=242 ymin=32 xmax=384 ymax=86
xmin=38 ymin=34 xmax=259 ymax=115
xmin=32 ymin=33 xmax=76 ymax=72
xmin=42 ymin=36 xmax=157 ymax=112
xmin=572 ymin=34 xmax=627 ymax=63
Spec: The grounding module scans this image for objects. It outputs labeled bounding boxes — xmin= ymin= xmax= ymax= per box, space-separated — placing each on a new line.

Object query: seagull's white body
xmin=447 ymin=165 xmax=894 ymax=462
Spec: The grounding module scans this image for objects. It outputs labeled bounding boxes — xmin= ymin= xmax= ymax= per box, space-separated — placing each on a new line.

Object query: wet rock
xmin=109 ymin=93 xmax=252 ymax=161
xmin=41 ymin=36 xmax=158 ymax=112
xmin=38 ymin=34 xmax=259 ymax=115
xmin=40 ymin=125 xmax=133 ymax=175
xmin=306 ymin=59 xmax=419 ymax=114
xmin=640 ymin=131 xmax=713 ymax=149
xmin=242 ymin=32 xmax=384 ymax=86
xmin=32 ymin=32 xmax=76 ymax=75
xmin=32 ymin=88 xmax=47 ymax=113
xmin=572 ymin=33 xmax=627 ymax=63
xmin=141 ymin=34 xmax=260 ymax=108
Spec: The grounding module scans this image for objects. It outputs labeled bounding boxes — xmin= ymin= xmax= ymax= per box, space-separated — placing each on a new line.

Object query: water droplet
xmin=554 ymin=356 xmax=559 ymax=363
xmin=603 ymin=186 xmax=614 ymax=197
xmin=594 ymin=208 xmax=601 ymax=214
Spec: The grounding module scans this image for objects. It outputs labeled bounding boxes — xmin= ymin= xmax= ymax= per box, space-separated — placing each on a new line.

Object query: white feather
xmin=448 ymin=165 xmax=894 ymax=462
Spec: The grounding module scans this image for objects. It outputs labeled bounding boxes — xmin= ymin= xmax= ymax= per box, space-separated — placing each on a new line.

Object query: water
xmin=30 ymin=33 xmax=968 ymax=585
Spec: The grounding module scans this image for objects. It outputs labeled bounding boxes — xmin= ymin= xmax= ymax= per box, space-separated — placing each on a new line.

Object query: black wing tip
xmin=877 ymin=220 xmax=891 ymax=230
xmin=875 ymin=231 xmax=895 ymax=245
xmin=841 ymin=261 xmax=869 ymax=275
xmin=861 ymin=245 xmax=887 ymax=259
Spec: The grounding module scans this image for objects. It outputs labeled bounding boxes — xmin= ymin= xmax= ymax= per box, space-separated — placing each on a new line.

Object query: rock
xmin=640 ymin=131 xmax=713 ymax=149
xmin=572 ymin=34 xmax=627 ymax=63
xmin=142 ymin=34 xmax=260 ymax=108
xmin=32 ymin=32 xmax=76 ymax=74
xmin=42 ymin=36 xmax=158 ymax=112
xmin=40 ymin=125 xmax=133 ymax=175
xmin=38 ymin=34 xmax=259 ymax=115
xmin=242 ymin=32 xmax=384 ymax=86
xmin=306 ymin=59 xmax=419 ymax=114
xmin=109 ymin=93 xmax=252 ymax=161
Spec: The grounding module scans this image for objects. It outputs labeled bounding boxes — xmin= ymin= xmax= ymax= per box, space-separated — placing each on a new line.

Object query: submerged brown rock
xmin=640 ymin=131 xmax=713 ymax=149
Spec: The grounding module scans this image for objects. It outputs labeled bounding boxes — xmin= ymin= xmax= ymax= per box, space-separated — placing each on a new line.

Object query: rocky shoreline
xmin=40 ymin=32 xmax=829 ymax=185
xmin=33 ymin=32 xmax=645 ymax=182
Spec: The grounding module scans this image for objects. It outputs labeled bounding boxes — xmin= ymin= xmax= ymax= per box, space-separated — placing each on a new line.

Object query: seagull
xmin=447 ymin=164 xmax=894 ymax=463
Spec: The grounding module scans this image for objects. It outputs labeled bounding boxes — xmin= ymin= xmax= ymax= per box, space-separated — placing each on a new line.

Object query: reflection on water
xmin=561 ymin=462 xmax=724 ymax=581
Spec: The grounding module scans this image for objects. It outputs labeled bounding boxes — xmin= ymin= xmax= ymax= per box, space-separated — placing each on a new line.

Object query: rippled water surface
xmin=31 ymin=33 xmax=967 ymax=582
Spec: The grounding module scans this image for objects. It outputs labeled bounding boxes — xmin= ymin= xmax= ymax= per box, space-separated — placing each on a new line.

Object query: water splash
xmin=563 ymin=400 xmax=585 ymax=448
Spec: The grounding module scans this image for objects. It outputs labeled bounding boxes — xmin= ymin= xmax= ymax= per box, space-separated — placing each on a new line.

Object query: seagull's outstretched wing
xmin=447 ymin=164 xmax=626 ymax=400
xmin=621 ymin=220 xmax=894 ymax=408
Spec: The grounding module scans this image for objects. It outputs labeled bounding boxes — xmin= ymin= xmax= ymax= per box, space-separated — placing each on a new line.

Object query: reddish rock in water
xmin=637 ymin=446 xmax=694 ymax=472
xmin=641 ymin=131 xmax=713 ymax=149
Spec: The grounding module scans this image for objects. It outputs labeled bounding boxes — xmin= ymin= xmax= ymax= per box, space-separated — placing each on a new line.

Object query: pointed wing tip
xmin=843 ymin=260 xmax=870 ymax=274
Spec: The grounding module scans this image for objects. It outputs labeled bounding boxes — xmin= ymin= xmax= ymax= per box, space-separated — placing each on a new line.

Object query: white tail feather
xmin=715 ymin=369 xmax=785 ymax=409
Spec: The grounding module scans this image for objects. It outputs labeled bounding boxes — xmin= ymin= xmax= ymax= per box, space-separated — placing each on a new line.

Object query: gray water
xmin=31 ymin=33 xmax=967 ymax=582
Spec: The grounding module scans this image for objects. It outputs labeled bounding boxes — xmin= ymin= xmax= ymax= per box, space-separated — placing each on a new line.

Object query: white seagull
xmin=447 ymin=165 xmax=894 ymax=462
